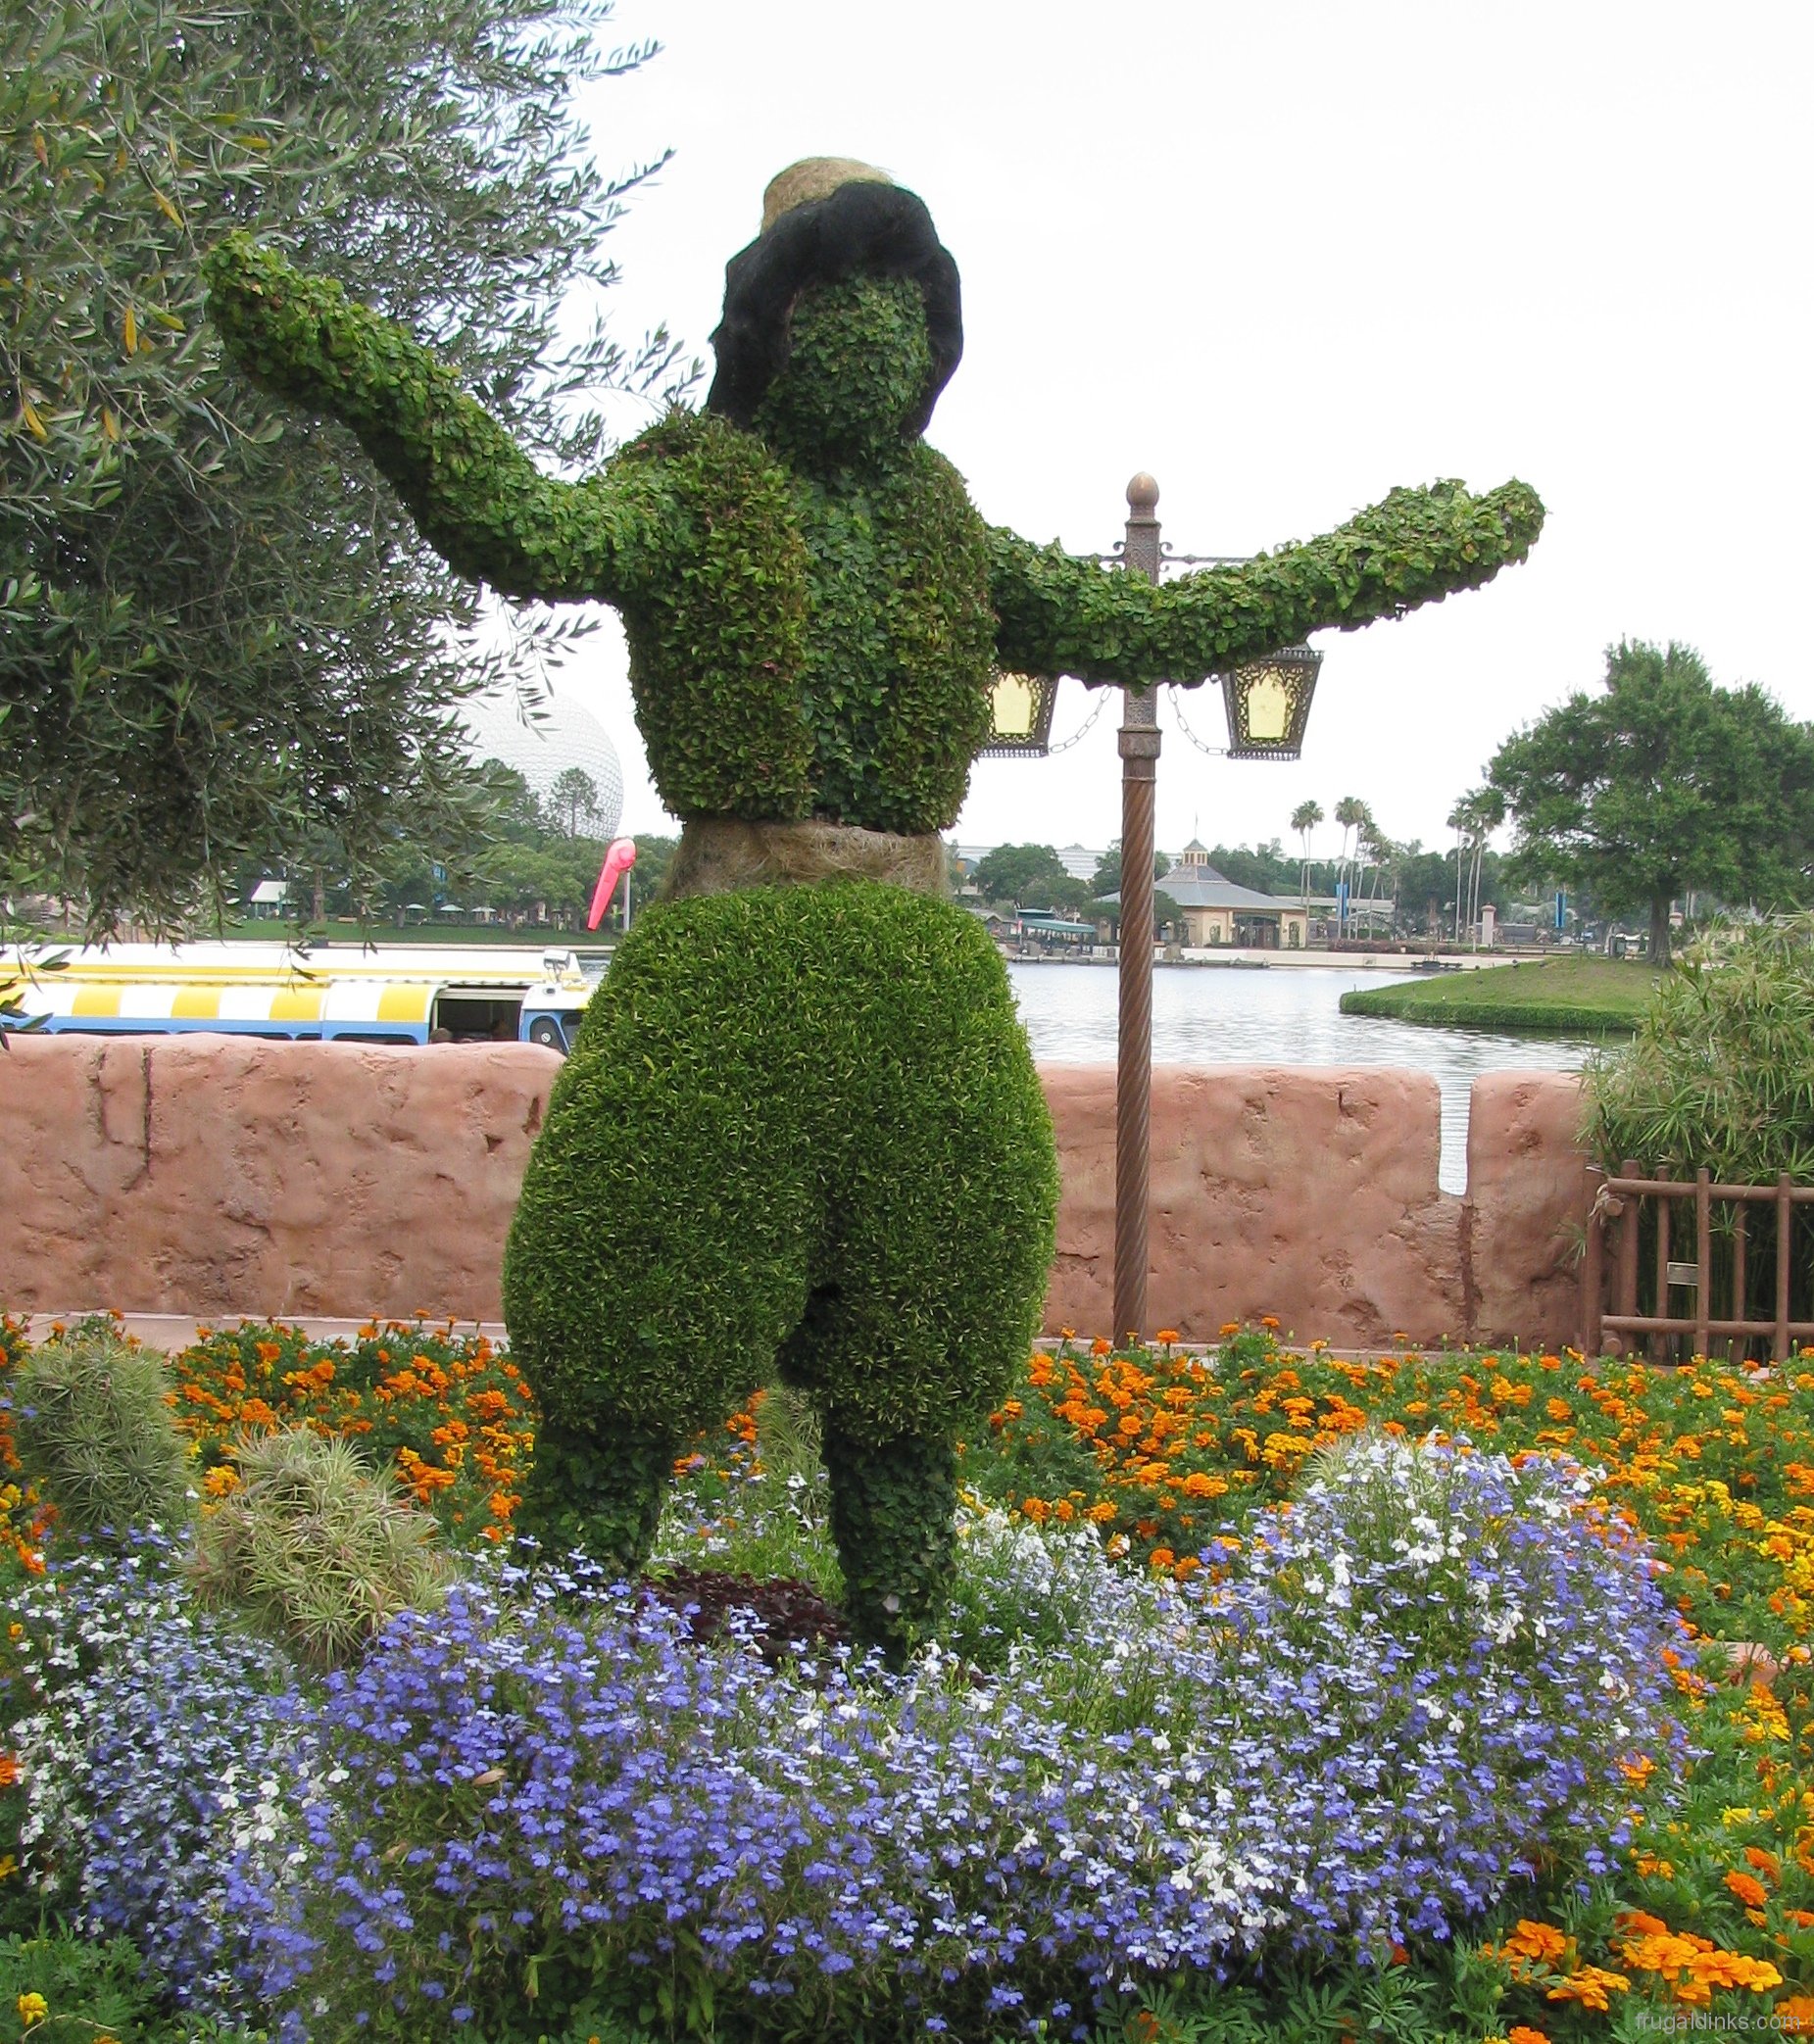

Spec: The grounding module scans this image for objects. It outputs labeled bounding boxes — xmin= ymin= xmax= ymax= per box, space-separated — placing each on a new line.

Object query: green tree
xmin=1089 ymin=840 xmax=1170 ymax=900
xmin=546 ymin=767 xmax=604 ymax=840
xmin=1 ymin=0 xmax=685 ymax=931
xmin=976 ymin=843 xmax=1084 ymax=912
xmin=1488 ymin=642 xmax=1814 ymax=966
xmin=622 ymin=832 xmax=678 ymax=923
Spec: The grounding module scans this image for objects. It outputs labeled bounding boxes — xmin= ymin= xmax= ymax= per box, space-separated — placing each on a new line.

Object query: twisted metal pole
xmin=1114 ymin=473 xmax=1162 ymax=1343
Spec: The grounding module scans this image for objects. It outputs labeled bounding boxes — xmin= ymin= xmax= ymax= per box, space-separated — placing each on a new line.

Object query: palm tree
xmin=1290 ymin=800 xmax=1323 ymax=910
xmin=1446 ymin=787 xmax=1505 ymax=944
xmin=1446 ymin=798 xmax=1469 ymax=944
xmin=1333 ymin=797 xmax=1370 ymax=933
xmin=1464 ymin=786 xmax=1505 ymax=938
xmin=1357 ymin=820 xmax=1399 ymax=929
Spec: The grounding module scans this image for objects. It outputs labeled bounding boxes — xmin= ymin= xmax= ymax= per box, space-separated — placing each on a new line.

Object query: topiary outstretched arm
xmin=987 ymin=477 xmax=1544 ymax=686
xmin=204 ymin=233 xmax=664 ymax=604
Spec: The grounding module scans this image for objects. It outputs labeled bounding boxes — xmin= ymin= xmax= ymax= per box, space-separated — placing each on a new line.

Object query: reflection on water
xmin=1006 ymin=961 xmax=1593 ymax=1195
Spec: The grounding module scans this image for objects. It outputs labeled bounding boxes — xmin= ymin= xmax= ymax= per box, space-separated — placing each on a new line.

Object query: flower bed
xmin=0 ymin=1313 xmax=1810 ymax=2043
xmin=973 ymin=1328 xmax=1814 ymax=1651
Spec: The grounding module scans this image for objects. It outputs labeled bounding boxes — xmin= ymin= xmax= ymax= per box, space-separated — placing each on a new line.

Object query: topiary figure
xmin=205 ymin=159 xmax=1544 ymax=1658
xmin=189 ymin=1427 xmax=452 ymax=1671
xmin=12 ymin=1326 xmax=193 ymax=1542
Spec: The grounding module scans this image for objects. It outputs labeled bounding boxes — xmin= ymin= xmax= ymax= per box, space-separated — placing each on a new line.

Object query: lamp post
xmin=1115 ymin=475 xmax=1163 ymax=1343
xmin=985 ymin=474 xmax=1323 ymax=1344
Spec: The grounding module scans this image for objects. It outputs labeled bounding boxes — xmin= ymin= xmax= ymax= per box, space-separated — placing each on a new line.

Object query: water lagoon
xmin=1005 ymin=960 xmax=1593 ymax=1194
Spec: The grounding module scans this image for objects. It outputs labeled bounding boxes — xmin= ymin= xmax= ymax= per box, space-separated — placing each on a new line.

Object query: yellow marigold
xmin=17 ymin=1993 xmax=47 ymax=2024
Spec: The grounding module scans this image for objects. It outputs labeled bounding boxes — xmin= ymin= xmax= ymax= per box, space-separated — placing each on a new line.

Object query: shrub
xmin=1586 ymin=914 xmax=1814 ymax=1181
xmin=10 ymin=1327 xmax=192 ymax=1542
xmin=188 ymin=1428 xmax=452 ymax=1671
xmin=0 ymin=1924 xmax=258 ymax=2042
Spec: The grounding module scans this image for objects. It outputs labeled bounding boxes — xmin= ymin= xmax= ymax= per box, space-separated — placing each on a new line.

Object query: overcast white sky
xmin=527 ymin=0 xmax=1813 ymax=865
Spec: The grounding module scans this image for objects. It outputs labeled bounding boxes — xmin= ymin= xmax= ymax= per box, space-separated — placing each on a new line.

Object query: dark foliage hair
xmin=706 ymin=181 xmax=962 ymax=434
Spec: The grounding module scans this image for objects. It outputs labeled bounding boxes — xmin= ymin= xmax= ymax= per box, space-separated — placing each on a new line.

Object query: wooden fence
xmin=1583 ymin=1160 xmax=1814 ymax=1362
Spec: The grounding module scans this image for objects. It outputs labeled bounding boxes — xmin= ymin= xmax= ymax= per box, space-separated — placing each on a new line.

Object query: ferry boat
xmin=0 ymin=942 xmax=598 ymax=1054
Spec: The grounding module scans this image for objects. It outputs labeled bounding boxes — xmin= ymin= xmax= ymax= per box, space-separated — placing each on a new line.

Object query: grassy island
xmin=1340 ymin=952 xmax=1659 ymax=1033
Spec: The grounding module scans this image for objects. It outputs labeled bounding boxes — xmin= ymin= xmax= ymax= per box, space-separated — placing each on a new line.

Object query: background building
xmin=460 ymin=688 xmax=626 ymax=838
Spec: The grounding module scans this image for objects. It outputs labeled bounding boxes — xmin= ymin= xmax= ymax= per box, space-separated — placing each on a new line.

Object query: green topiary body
xmin=205 ymin=161 xmax=1543 ymax=1655
xmin=503 ymin=883 xmax=1056 ymax=1653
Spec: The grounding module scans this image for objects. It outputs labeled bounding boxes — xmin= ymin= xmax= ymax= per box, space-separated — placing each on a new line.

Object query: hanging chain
xmin=1043 ymin=691 xmax=1108 ymax=754
xmin=1162 ymin=683 xmax=1228 ymax=758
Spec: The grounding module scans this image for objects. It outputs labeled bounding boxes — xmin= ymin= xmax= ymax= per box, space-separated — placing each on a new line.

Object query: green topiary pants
xmin=501 ymin=880 xmax=1058 ymax=1658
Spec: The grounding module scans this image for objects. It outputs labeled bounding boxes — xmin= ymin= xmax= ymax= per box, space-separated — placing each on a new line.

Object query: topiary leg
xmin=820 ymin=1419 xmax=958 ymax=1664
xmin=516 ymin=1415 xmax=677 ymax=1578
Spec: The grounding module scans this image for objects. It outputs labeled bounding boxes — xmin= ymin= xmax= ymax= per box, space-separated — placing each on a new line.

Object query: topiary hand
xmin=989 ymin=476 xmax=1545 ymax=689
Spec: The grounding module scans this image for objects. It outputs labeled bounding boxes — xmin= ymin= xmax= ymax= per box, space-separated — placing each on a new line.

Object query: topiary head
xmin=707 ymin=162 xmax=961 ymax=462
xmin=753 ymin=273 xmax=935 ymax=468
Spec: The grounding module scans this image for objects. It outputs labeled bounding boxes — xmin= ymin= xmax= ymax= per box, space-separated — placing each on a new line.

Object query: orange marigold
xmin=1544 ymin=1967 xmax=1629 ymax=2012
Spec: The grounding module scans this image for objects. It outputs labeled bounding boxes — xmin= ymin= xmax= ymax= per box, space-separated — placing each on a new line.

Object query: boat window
xmin=431 ymin=994 xmax=524 ymax=1043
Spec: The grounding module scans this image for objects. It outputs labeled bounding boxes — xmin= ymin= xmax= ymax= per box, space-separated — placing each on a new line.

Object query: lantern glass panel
xmin=1244 ymin=672 xmax=1291 ymax=742
xmin=982 ymin=670 xmax=1059 ymax=758
xmin=1221 ymin=647 xmax=1321 ymax=759
xmin=992 ymin=673 xmax=1036 ymax=739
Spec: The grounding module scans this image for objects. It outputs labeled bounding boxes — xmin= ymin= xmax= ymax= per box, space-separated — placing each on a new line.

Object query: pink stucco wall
xmin=0 ymin=1038 xmax=1593 ymax=1351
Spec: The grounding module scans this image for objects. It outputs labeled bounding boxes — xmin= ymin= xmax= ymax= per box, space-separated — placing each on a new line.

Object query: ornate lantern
xmin=981 ymin=669 xmax=1059 ymax=758
xmin=1219 ymin=644 xmax=1322 ymax=759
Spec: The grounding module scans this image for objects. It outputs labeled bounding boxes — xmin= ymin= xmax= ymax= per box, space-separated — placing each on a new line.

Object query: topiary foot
xmin=821 ymin=1421 xmax=958 ymax=1665
xmin=517 ymin=1415 xmax=675 ymax=1578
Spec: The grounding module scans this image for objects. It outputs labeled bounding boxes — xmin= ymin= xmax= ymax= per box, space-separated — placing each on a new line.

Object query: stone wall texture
xmin=0 ymin=1038 xmax=1594 ymax=1350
